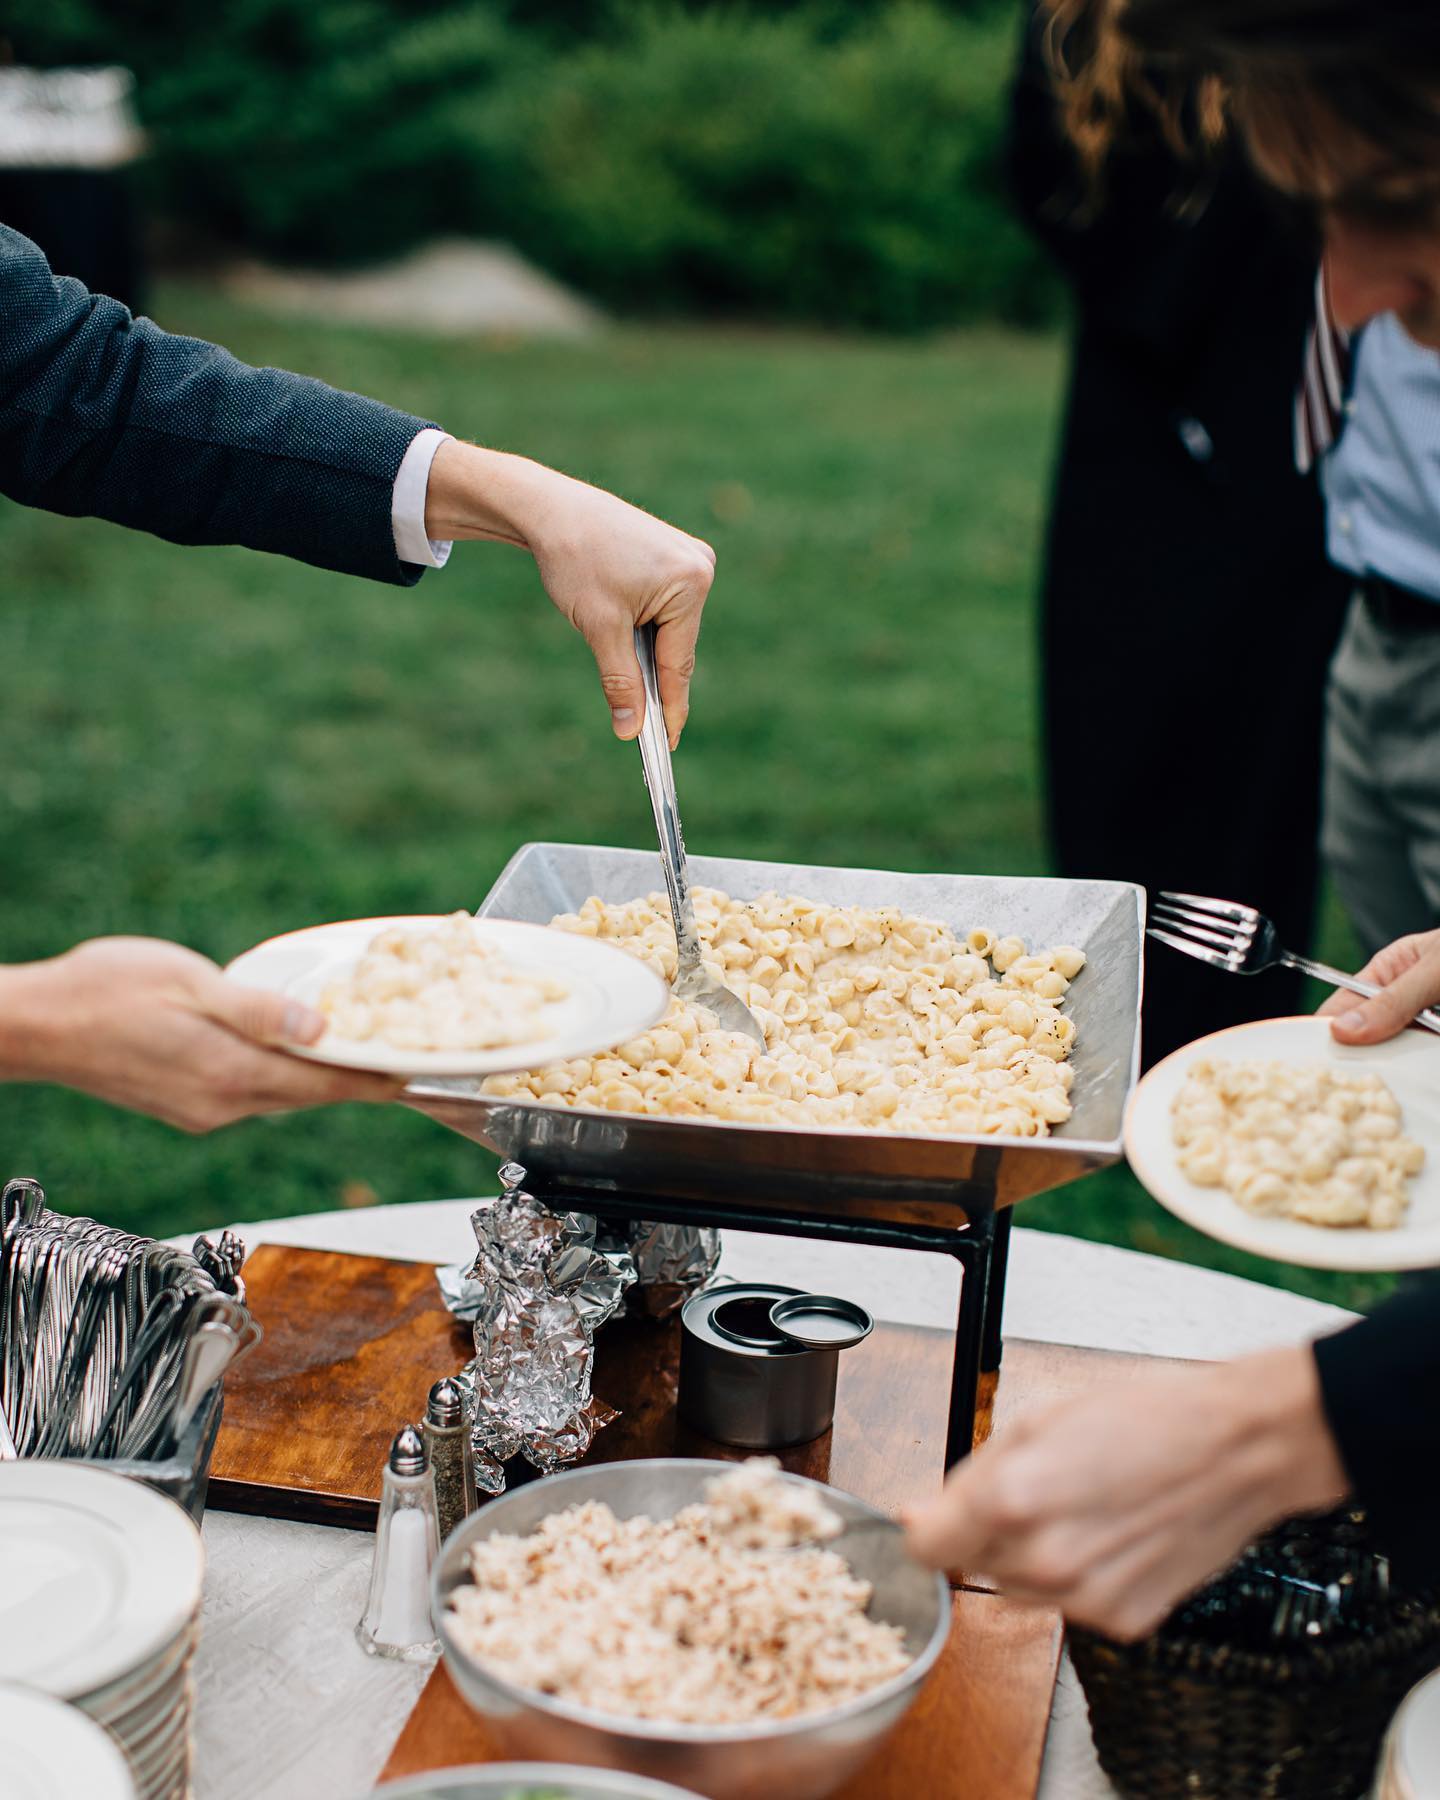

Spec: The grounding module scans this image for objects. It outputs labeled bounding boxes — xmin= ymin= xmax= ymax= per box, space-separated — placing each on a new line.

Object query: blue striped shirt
xmin=1323 ymin=312 xmax=1440 ymax=603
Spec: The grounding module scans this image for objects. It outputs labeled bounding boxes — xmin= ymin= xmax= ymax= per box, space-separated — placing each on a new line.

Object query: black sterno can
xmin=678 ymin=1282 xmax=873 ymax=1450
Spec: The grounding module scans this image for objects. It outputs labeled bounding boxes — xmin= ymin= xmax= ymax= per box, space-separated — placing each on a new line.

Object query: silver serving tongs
xmin=633 ymin=622 xmax=766 ymax=1051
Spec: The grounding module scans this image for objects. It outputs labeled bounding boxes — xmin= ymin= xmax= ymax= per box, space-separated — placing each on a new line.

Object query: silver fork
xmin=1149 ymin=892 xmax=1440 ymax=1036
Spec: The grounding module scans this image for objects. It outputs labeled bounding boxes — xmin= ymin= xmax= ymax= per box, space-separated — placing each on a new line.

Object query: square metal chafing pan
xmin=404 ymin=843 xmax=1145 ymax=1232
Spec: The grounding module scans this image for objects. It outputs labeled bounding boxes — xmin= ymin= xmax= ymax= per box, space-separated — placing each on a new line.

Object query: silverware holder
xmin=0 ymin=1178 xmax=254 ymax=1521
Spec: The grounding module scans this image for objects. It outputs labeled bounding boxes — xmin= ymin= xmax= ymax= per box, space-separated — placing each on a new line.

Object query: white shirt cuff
xmin=391 ymin=427 xmax=454 ymax=569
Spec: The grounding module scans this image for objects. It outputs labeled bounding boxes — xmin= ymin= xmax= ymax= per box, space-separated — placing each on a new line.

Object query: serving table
xmin=170 ymin=1197 xmax=1353 ymax=1800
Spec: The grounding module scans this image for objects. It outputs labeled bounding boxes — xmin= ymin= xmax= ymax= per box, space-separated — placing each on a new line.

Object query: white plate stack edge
xmin=0 ymin=1685 xmax=138 ymax=1800
xmin=0 ymin=1463 xmax=205 ymax=1800
xmin=1376 ymin=1666 xmax=1440 ymax=1800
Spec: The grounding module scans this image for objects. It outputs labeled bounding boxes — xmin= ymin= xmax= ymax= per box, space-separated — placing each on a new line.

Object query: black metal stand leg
xmin=524 ymin=1166 xmax=1008 ymax=1486
xmin=979 ymin=1207 xmax=1012 ymax=1375
xmin=943 ymin=1216 xmax=993 ymax=1469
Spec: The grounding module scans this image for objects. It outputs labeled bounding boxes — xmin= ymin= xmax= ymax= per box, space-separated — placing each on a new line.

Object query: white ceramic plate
xmin=1124 ymin=1016 xmax=1440 ymax=1271
xmin=82 ymin=1623 xmax=195 ymax=1721
xmin=225 ymin=915 xmax=670 ymax=1080
xmin=0 ymin=1685 xmax=136 ymax=1800
xmin=1390 ymin=1666 xmax=1440 ymax=1798
xmin=0 ymin=1464 xmax=203 ymax=1701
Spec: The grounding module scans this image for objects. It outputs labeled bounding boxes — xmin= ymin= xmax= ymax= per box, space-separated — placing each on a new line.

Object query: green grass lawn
xmin=0 ymin=286 xmax=1387 ymax=1314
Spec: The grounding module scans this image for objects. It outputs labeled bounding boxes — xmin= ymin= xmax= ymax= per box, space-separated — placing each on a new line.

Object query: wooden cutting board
xmin=208 ymin=1242 xmax=961 ymax=1528
xmin=380 ymin=1590 xmax=1063 ymax=1798
xmin=210 ymin=1242 xmax=1175 ymax=1531
xmin=209 ymin=1244 xmax=476 ymax=1527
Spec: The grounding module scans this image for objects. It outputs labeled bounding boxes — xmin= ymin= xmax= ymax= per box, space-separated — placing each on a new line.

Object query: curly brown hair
xmin=1039 ymin=0 xmax=1227 ymax=182
xmin=1044 ymin=0 xmax=1440 ymax=218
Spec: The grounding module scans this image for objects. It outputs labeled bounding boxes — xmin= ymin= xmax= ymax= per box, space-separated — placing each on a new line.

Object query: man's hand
xmin=0 ymin=938 xmax=401 ymax=1132
xmin=1317 ymin=926 xmax=1440 ymax=1044
xmin=425 ymin=441 xmax=715 ymax=748
xmin=904 ymin=1346 xmax=1348 ymax=1640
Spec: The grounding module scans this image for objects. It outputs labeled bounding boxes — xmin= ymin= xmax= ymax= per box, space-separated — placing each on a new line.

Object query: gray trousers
xmin=1323 ymin=589 xmax=1440 ymax=954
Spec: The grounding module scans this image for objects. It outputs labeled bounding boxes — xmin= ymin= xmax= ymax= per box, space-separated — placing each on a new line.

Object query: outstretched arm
xmin=905 ymin=1344 xmax=1347 ymax=1639
xmin=0 ymin=221 xmax=432 ymax=585
xmin=0 ymin=223 xmax=714 ymax=742
xmin=0 ymin=940 xmax=401 ymax=1132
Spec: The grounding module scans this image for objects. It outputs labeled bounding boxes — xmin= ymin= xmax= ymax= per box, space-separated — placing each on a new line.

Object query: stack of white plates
xmin=1376 ymin=1667 xmax=1440 ymax=1799
xmin=0 ymin=1684 xmax=137 ymax=1799
xmin=0 ymin=1463 xmax=204 ymax=1800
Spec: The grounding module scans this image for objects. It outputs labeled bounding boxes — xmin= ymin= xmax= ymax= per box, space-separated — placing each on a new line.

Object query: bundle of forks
xmin=0 ymin=1176 xmax=259 ymax=1466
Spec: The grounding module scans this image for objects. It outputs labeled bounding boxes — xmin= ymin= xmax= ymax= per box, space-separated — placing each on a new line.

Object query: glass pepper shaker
xmin=423 ymin=1377 xmax=478 ymax=1545
xmin=356 ymin=1424 xmax=440 ymax=1660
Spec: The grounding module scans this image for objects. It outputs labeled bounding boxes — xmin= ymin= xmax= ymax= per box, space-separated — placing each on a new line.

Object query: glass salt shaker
xmin=422 ymin=1377 xmax=478 ymax=1546
xmin=356 ymin=1424 xmax=440 ymax=1660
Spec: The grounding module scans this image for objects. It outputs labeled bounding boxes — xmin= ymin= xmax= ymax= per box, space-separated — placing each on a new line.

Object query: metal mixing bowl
xmin=376 ymin=1763 xmax=705 ymax=1799
xmin=431 ymin=1460 xmax=950 ymax=1800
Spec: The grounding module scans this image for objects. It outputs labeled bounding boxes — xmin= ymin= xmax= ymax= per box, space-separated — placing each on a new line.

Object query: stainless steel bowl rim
xmin=433 ymin=1457 xmax=950 ymax=1746
xmin=376 ymin=1762 xmax=708 ymax=1799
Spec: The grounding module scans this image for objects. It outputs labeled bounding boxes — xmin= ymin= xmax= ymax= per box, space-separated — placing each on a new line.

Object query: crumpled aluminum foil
xmin=435 ymin=1162 xmax=719 ymax=1489
xmin=595 ymin=1217 xmax=721 ymax=1319
xmin=437 ymin=1188 xmax=634 ymax=1333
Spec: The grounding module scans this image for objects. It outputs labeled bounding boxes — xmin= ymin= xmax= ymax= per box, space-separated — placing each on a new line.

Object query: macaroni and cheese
xmin=319 ymin=913 xmax=569 ymax=1052
xmin=1171 ymin=1058 xmax=1424 ymax=1229
xmin=482 ymin=888 xmax=1085 ymax=1136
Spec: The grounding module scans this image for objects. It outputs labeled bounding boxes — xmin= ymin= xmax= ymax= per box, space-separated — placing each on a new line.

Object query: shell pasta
xmin=482 ymin=888 xmax=1085 ymax=1137
xmin=1171 ymin=1058 xmax=1424 ymax=1229
xmin=319 ymin=913 xmax=569 ymax=1051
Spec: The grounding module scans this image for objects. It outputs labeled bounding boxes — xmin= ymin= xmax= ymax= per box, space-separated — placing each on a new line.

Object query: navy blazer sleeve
xmin=1 ymin=222 xmax=440 ymax=586
xmin=1312 ymin=1276 xmax=1440 ymax=1586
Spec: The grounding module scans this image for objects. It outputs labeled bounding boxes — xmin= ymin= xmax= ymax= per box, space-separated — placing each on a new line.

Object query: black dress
xmin=1007 ymin=15 xmax=1350 ymax=1066
xmin=1010 ymin=21 xmax=1437 ymax=1585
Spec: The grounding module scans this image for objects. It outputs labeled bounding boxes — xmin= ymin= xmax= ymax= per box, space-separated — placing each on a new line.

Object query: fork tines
xmin=1160 ymin=891 xmax=1257 ymax=922
xmin=1149 ymin=891 xmax=1258 ymax=972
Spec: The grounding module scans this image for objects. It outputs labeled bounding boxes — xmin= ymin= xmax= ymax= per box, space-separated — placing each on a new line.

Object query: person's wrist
xmin=0 ymin=957 xmax=73 ymax=1084
xmin=423 ymin=440 xmax=558 ymax=550
xmin=1215 ymin=1345 xmax=1350 ymax=1517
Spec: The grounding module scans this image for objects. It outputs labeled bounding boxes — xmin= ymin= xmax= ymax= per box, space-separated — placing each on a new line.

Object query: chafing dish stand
xmin=516 ymin=1169 xmax=1012 ymax=1469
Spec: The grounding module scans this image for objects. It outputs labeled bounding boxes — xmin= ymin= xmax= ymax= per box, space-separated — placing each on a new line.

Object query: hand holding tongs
xmin=1148 ymin=892 xmax=1440 ymax=1035
xmin=633 ymin=623 xmax=766 ymax=1051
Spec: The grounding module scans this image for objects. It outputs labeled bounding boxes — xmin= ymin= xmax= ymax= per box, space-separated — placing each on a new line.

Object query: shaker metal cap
xmin=389 ymin=1424 xmax=428 ymax=1476
xmin=426 ymin=1378 xmax=465 ymax=1427
xmin=768 ymin=1293 xmax=874 ymax=1352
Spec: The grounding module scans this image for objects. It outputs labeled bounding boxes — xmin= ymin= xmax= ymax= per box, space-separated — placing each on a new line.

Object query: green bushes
xmin=481 ymin=6 xmax=1056 ymax=329
xmin=5 ymin=0 xmax=521 ymax=263
xmin=3 ymin=1 xmax=1059 ymax=330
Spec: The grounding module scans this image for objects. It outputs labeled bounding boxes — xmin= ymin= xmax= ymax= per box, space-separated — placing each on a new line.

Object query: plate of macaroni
xmin=225 ymin=912 xmax=669 ymax=1079
xmin=480 ymin=887 xmax=1087 ymax=1140
xmin=1125 ymin=1016 xmax=1440 ymax=1270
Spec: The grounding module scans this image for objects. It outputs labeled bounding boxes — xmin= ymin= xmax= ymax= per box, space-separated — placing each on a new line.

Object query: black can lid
xmin=768 ymin=1293 xmax=874 ymax=1351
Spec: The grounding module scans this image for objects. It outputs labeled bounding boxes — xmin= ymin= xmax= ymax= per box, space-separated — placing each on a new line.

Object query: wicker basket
xmin=1070 ymin=1512 xmax=1440 ymax=1800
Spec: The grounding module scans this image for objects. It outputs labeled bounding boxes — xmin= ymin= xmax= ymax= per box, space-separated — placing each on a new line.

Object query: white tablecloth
xmin=177 ymin=1201 xmax=1355 ymax=1799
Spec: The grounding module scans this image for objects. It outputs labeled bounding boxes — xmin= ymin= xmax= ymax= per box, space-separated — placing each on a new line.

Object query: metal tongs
xmin=633 ymin=622 xmax=766 ymax=1051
